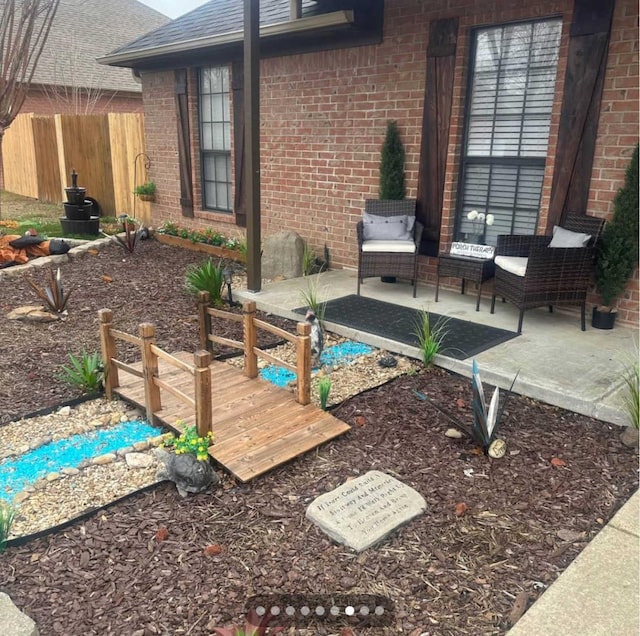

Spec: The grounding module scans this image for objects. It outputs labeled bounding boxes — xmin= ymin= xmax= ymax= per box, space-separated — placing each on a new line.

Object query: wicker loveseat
xmin=490 ymin=214 xmax=605 ymax=332
xmin=356 ymin=199 xmax=423 ymax=297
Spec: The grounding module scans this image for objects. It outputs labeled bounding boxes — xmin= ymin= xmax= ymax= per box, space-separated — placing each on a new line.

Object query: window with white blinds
xmin=199 ymin=66 xmax=232 ymax=212
xmin=456 ymin=19 xmax=562 ymax=245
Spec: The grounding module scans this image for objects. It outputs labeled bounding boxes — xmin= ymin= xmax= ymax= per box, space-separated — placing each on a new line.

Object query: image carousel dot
xmin=247 ymin=593 xmax=394 ymax=627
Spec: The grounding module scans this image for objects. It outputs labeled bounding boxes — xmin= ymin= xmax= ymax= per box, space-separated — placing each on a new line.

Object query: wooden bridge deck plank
xmin=114 ymin=353 xmax=350 ymax=482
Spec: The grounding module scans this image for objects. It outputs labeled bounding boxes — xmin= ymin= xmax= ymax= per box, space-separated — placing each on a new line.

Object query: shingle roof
xmin=31 ymin=0 xmax=169 ymax=93
xmin=106 ymin=0 xmax=324 ymax=58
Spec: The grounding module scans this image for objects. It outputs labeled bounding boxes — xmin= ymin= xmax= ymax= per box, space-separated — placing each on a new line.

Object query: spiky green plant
xmin=302 ymin=243 xmax=316 ymax=276
xmin=298 ymin=274 xmax=326 ymax=323
xmin=318 ymin=376 xmax=332 ymax=410
xmin=621 ymin=358 xmax=640 ymax=430
xmin=0 ymin=501 xmax=17 ymax=553
xmin=25 ymin=267 xmax=71 ymax=313
xmin=186 ymin=258 xmax=225 ymax=307
xmin=413 ymin=310 xmax=449 ymax=366
xmin=60 ymin=350 xmax=104 ymax=393
xmin=380 ymin=120 xmax=406 ymax=200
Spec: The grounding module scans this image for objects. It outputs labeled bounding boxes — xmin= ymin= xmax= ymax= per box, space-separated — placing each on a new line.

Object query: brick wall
xmin=21 ymin=86 xmax=144 ymax=115
xmin=141 ymin=0 xmax=639 ymax=326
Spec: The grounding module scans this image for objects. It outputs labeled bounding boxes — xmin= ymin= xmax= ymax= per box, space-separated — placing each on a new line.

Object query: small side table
xmin=435 ymin=254 xmax=495 ymax=311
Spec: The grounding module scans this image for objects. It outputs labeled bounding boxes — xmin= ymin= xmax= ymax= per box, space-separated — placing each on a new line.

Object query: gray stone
xmin=125 ymin=452 xmax=154 ymax=469
xmin=0 ymin=592 xmax=39 ymax=636
xmin=306 ymin=470 xmax=426 ymax=552
xmin=261 ymin=230 xmax=304 ymax=279
xmin=154 ymin=448 xmax=219 ymax=497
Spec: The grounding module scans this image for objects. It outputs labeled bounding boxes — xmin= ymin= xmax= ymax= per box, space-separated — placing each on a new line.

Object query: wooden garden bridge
xmin=98 ymin=293 xmax=349 ymax=482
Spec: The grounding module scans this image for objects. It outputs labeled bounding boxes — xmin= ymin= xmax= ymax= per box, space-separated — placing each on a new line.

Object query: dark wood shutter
xmin=175 ymin=69 xmax=194 ymax=218
xmin=547 ymin=0 xmax=616 ymax=229
xmin=416 ymin=17 xmax=458 ymax=256
xmin=232 ymin=60 xmax=246 ymax=228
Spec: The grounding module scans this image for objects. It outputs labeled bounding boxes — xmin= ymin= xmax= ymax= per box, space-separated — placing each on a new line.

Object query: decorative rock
xmin=149 ymin=435 xmax=167 ymax=447
xmin=61 ymin=468 xmax=80 ymax=476
xmin=125 ymin=452 xmax=154 ymax=469
xmin=261 ymin=230 xmax=304 ymax=279
xmin=155 ymin=448 xmax=219 ymax=497
xmin=445 ymin=428 xmax=463 ymax=439
xmin=92 ymin=453 xmax=117 ymax=466
xmin=620 ymin=426 xmax=639 ymax=448
xmin=46 ymin=472 xmax=61 ymax=482
xmin=0 ymin=592 xmax=39 ymax=636
xmin=116 ymin=446 xmax=134 ymax=457
xmin=13 ymin=491 xmax=32 ymax=504
xmin=488 ymin=438 xmax=507 ymax=459
xmin=132 ymin=441 xmax=149 ymax=452
xmin=58 ymin=406 xmax=72 ymax=417
xmin=7 ymin=305 xmax=57 ymax=323
xmin=306 ymin=470 xmax=426 ymax=552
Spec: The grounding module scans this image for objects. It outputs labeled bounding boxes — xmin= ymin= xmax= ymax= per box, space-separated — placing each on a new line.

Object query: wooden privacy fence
xmin=98 ymin=309 xmax=212 ymax=437
xmin=2 ymin=112 xmax=150 ymax=223
xmin=197 ymin=293 xmax=312 ymax=406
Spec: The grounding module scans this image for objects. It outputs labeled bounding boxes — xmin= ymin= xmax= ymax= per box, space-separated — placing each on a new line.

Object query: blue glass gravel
xmin=0 ymin=420 xmax=160 ymax=502
xmin=260 ymin=365 xmax=297 ymax=387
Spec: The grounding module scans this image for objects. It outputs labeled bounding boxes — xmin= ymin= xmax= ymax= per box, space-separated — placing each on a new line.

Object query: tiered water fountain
xmin=60 ymin=170 xmax=99 ymax=235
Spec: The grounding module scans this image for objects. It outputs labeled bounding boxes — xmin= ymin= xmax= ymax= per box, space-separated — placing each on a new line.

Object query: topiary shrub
xmin=595 ymin=144 xmax=639 ymax=311
xmin=379 ymin=120 xmax=406 ymax=200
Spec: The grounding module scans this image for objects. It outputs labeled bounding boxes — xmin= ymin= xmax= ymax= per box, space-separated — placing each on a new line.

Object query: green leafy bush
xmin=595 ymin=144 xmax=639 ymax=309
xmin=158 ymin=222 xmax=244 ymax=253
xmin=60 ymin=350 xmax=104 ymax=393
xmin=186 ymin=258 xmax=225 ymax=306
xmin=380 ymin=120 xmax=406 ymax=200
xmin=413 ymin=311 xmax=449 ymax=366
xmin=134 ymin=181 xmax=156 ymax=196
xmin=318 ymin=376 xmax=332 ymax=410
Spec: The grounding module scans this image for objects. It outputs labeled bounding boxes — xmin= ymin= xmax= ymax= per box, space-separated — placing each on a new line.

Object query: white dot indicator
xmin=330 ymin=606 xmax=340 ymax=616
xmin=285 ymin=606 xmax=295 ymax=616
xmin=315 ymin=605 xmax=325 ymax=616
xmin=360 ymin=606 xmax=370 ymax=616
xmin=345 ymin=606 xmax=355 ymax=616
xmin=300 ymin=606 xmax=310 ymax=616
xmin=270 ymin=606 xmax=280 ymax=616
xmin=255 ymin=606 xmax=266 ymax=616
xmin=375 ymin=605 xmax=385 ymax=615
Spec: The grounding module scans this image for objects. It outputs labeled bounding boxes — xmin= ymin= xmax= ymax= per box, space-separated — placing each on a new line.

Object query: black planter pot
xmin=381 ymin=276 xmax=397 ymax=283
xmin=591 ymin=306 xmax=617 ymax=330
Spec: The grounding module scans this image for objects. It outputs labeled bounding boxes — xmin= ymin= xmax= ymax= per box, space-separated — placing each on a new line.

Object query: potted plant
xmin=134 ymin=181 xmax=156 ymax=202
xmin=593 ymin=144 xmax=639 ymax=329
xmin=379 ymin=119 xmax=406 ymax=283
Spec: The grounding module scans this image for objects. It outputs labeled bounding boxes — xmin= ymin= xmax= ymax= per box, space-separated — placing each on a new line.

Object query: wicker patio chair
xmin=356 ymin=199 xmax=423 ymax=298
xmin=490 ymin=214 xmax=605 ymax=333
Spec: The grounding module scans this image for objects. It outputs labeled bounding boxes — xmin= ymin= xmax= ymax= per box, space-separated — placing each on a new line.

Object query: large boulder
xmin=0 ymin=593 xmax=39 ymax=636
xmin=262 ymin=230 xmax=304 ymax=279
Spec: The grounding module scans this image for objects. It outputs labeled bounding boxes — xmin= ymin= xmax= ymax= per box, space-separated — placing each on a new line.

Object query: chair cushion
xmin=548 ymin=225 xmax=591 ymax=248
xmin=362 ymin=212 xmax=412 ymax=241
xmin=495 ymin=255 xmax=528 ymax=277
xmin=361 ymin=239 xmax=416 ymax=254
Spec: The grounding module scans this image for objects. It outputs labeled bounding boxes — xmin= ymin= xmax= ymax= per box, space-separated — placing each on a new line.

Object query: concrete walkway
xmin=236 ymin=268 xmax=639 ymax=635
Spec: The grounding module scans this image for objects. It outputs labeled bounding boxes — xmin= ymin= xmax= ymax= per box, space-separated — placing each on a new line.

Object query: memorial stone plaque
xmin=305 ymin=470 xmax=426 ymax=552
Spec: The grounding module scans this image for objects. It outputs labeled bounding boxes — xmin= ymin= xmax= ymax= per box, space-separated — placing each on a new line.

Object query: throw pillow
xmin=548 ymin=225 xmax=591 ymax=248
xmin=362 ymin=212 xmax=412 ymax=241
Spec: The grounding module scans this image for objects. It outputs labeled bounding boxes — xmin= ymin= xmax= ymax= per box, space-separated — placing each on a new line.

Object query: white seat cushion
xmin=361 ymin=240 xmax=416 ymax=254
xmin=495 ymin=255 xmax=528 ymax=277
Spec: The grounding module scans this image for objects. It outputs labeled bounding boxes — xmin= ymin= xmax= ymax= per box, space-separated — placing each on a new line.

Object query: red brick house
xmin=100 ymin=0 xmax=639 ymax=325
xmin=22 ymin=0 xmax=168 ymax=115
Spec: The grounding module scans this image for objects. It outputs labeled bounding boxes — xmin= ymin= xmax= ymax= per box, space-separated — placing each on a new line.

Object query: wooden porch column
xmin=244 ymin=0 xmax=261 ymax=291
xmin=139 ymin=322 xmax=161 ymax=423
xmin=197 ymin=291 xmax=212 ymax=352
xmin=98 ymin=309 xmax=119 ymax=399
xmin=296 ymin=321 xmax=311 ymax=405
xmin=243 ymin=300 xmax=258 ymax=378
xmin=194 ymin=350 xmax=212 ymax=438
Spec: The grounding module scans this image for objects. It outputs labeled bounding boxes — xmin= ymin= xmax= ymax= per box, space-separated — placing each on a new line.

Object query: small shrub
xmin=413 ymin=310 xmax=449 ymax=366
xmin=0 ymin=501 xmax=17 ymax=553
xmin=25 ymin=267 xmax=71 ymax=313
xmin=60 ymin=350 xmax=104 ymax=393
xmin=298 ymin=275 xmax=327 ymax=323
xmin=134 ymin=181 xmax=156 ymax=196
xmin=164 ymin=424 xmax=214 ymax=461
xmin=186 ymin=258 xmax=225 ymax=307
xmin=318 ymin=376 xmax=332 ymax=410
xmin=380 ymin=119 xmax=406 ymax=200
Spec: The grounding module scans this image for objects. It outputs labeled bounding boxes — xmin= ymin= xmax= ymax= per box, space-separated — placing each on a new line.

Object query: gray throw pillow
xmin=548 ymin=225 xmax=591 ymax=248
xmin=362 ymin=212 xmax=412 ymax=241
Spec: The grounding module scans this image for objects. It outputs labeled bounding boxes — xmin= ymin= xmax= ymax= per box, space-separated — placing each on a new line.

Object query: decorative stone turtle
xmin=154 ymin=447 xmax=219 ymax=497
xmin=488 ymin=438 xmax=507 ymax=459
xmin=378 ymin=354 xmax=398 ymax=368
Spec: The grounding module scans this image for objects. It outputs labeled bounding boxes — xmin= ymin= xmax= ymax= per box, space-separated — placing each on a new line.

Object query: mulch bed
xmin=0 ymin=238 xmax=638 ymax=635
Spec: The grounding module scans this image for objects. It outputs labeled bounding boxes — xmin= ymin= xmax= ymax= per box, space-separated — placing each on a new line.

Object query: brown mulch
xmin=0 ymin=238 xmax=638 ymax=635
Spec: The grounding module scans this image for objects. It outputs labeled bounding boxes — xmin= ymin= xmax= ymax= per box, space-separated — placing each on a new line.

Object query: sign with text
xmin=306 ymin=471 xmax=426 ymax=552
xmin=450 ymin=242 xmax=495 ymax=259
